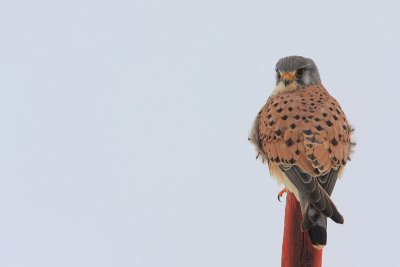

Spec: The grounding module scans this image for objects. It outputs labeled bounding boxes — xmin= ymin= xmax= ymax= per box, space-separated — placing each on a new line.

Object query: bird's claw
xmin=277 ymin=188 xmax=287 ymax=202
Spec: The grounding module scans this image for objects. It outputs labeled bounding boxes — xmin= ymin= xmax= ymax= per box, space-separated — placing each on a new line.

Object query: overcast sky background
xmin=1 ymin=0 xmax=399 ymax=266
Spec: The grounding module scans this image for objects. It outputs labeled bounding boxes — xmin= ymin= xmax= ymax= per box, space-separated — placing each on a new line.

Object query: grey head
xmin=275 ymin=56 xmax=321 ymax=87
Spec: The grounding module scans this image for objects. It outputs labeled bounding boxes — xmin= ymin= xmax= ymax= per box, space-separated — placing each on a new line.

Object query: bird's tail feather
xmin=302 ymin=205 xmax=328 ymax=249
xmin=308 ymin=222 xmax=327 ymax=249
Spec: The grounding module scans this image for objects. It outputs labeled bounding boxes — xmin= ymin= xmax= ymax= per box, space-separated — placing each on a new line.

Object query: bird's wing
xmin=258 ymin=84 xmax=353 ymax=177
xmin=281 ymin=165 xmax=343 ymax=223
xmin=317 ymin=168 xmax=338 ymax=196
xmin=257 ymin=84 xmax=353 ymax=222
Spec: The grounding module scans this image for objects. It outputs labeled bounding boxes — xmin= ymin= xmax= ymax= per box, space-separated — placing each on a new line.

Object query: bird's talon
xmin=277 ymin=188 xmax=287 ymax=202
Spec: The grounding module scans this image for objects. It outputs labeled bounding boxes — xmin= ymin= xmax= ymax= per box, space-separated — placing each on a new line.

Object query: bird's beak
xmin=280 ymin=72 xmax=295 ymax=86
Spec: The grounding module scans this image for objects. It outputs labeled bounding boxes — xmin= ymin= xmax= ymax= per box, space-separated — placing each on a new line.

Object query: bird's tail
xmin=302 ymin=205 xmax=328 ymax=249
xmin=307 ymin=216 xmax=327 ymax=249
xmin=298 ymin=184 xmax=344 ymax=249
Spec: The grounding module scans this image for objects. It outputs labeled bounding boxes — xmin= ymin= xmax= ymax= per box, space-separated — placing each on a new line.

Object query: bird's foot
xmin=277 ymin=188 xmax=287 ymax=202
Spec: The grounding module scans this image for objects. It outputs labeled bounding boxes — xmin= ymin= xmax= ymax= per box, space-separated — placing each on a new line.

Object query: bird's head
xmin=273 ymin=56 xmax=321 ymax=95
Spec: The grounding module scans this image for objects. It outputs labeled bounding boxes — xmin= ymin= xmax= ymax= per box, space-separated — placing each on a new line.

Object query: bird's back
xmin=257 ymin=84 xmax=353 ymax=177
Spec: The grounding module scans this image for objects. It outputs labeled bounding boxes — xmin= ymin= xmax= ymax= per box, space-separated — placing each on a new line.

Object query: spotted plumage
xmin=249 ymin=56 xmax=355 ymax=249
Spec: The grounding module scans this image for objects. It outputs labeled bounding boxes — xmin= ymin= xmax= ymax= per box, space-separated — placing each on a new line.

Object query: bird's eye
xmin=296 ymin=68 xmax=304 ymax=77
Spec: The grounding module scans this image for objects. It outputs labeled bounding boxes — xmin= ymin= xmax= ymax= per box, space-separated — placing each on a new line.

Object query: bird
xmin=249 ymin=56 xmax=355 ymax=249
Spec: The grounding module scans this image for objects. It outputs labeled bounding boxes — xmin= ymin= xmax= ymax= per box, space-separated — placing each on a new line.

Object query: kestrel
xmin=249 ymin=56 xmax=354 ymax=249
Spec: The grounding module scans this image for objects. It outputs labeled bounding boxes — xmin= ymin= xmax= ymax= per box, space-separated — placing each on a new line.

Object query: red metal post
xmin=281 ymin=193 xmax=322 ymax=267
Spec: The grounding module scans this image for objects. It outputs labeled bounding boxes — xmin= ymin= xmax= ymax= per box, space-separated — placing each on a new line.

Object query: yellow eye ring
xmin=296 ymin=68 xmax=304 ymax=77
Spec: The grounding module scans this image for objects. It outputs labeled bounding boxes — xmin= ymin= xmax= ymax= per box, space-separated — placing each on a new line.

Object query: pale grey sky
xmin=1 ymin=0 xmax=399 ymax=266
